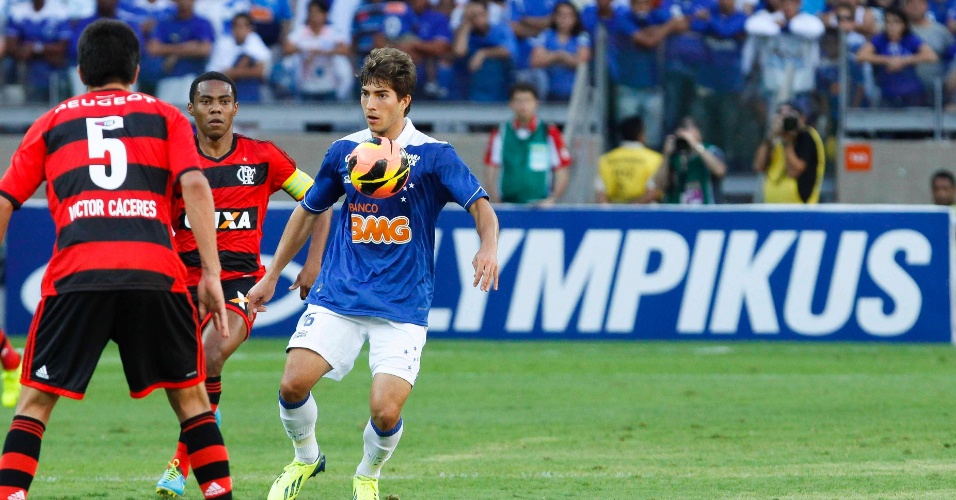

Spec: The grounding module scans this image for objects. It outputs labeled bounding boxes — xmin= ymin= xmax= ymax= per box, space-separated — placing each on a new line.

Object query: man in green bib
xmin=485 ymin=82 xmax=572 ymax=205
xmin=649 ymin=116 xmax=728 ymax=204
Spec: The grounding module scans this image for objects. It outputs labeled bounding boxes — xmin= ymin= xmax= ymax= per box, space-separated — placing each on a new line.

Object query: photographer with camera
xmin=648 ymin=117 xmax=727 ymax=204
xmin=753 ymin=101 xmax=825 ymax=203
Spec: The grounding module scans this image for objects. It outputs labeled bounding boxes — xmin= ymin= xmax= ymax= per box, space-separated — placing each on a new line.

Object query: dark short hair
xmin=509 ymin=81 xmax=539 ymax=100
xmin=620 ymin=115 xmax=644 ymax=142
xmin=779 ymin=99 xmax=811 ymax=118
xmin=78 ymin=19 xmax=140 ymax=87
xmin=931 ymin=169 xmax=955 ymax=186
xmin=678 ymin=115 xmax=698 ymax=131
xmin=359 ymin=48 xmax=417 ymax=116
xmin=307 ymin=0 xmax=329 ymax=13
xmin=189 ymin=71 xmax=238 ymax=104
xmin=551 ymin=1 xmax=584 ymax=37
xmin=883 ymin=7 xmax=911 ymax=37
xmin=232 ymin=12 xmax=253 ymax=25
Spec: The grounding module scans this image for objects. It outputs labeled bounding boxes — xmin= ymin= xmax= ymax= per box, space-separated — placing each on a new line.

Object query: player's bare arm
xmin=248 ymin=205 xmax=321 ymax=311
xmin=180 ymin=169 xmax=229 ymax=337
xmin=0 ymin=197 xmax=13 ymax=244
xmin=280 ymin=169 xmax=331 ymax=299
xmin=290 ymin=209 xmax=332 ymax=299
xmin=468 ymin=197 xmax=499 ymax=292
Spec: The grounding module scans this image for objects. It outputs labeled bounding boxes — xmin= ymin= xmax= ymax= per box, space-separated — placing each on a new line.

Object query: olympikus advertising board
xmin=6 ymin=202 xmax=954 ymax=342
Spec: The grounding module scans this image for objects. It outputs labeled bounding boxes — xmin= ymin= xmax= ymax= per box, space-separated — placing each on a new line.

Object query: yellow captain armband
xmin=281 ymin=168 xmax=315 ymax=201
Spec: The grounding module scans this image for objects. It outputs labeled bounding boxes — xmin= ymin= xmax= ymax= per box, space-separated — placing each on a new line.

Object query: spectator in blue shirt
xmin=693 ymin=0 xmax=746 ymax=161
xmin=147 ymin=0 xmax=215 ymax=102
xmin=119 ymin=0 xmax=174 ymax=38
xmin=508 ymin=0 xmax=553 ymax=96
xmin=857 ymin=7 xmax=938 ymax=107
xmin=353 ymin=0 xmax=388 ymax=62
xmin=928 ymin=0 xmax=952 ymax=23
xmin=117 ymin=0 xmax=173 ymax=92
xmin=68 ymin=0 xmax=145 ymax=96
xmin=827 ymin=3 xmax=872 ymax=107
xmin=581 ymin=0 xmax=627 ymax=40
xmin=401 ymin=0 xmax=455 ymax=99
xmin=380 ymin=0 xmax=417 ymax=43
xmin=611 ymin=0 xmax=687 ymax=147
xmin=223 ymin=0 xmax=293 ymax=47
xmin=453 ymin=0 xmax=516 ymax=101
xmin=660 ymin=0 xmax=706 ymax=135
xmin=819 ymin=0 xmax=878 ymax=38
xmin=530 ymin=1 xmax=590 ymax=101
xmin=4 ymin=0 xmax=70 ymax=102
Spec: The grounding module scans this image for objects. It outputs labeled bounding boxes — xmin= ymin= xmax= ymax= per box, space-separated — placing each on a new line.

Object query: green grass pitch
xmin=6 ymin=338 xmax=956 ymax=499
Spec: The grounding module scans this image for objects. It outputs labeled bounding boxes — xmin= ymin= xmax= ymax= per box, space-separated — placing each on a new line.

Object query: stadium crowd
xmin=3 ymin=0 xmax=955 ymax=109
xmin=5 ymin=0 xmax=956 ymax=201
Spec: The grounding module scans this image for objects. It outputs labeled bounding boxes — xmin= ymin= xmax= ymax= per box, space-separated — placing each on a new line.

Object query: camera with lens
xmin=782 ymin=115 xmax=800 ymax=132
xmin=675 ymin=137 xmax=691 ymax=154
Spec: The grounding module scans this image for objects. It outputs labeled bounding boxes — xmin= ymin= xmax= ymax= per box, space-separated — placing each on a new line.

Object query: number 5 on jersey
xmin=86 ymin=116 xmax=127 ymax=190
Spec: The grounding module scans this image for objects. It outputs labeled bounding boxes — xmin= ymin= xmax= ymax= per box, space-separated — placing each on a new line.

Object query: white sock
xmin=355 ymin=418 xmax=403 ymax=479
xmin=279 ymin=392 xmax=320 ymax=464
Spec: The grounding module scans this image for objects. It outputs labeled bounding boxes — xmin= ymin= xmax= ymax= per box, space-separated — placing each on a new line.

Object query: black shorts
xmin=23 ymin=290 xmax=203 ymax=399
xmin=190 ymin=277 xmax=257 ymax=338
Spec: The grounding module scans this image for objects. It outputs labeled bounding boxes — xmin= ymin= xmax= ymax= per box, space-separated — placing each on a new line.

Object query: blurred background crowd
xmin=4 ymin=0 xmax=956 ymax=203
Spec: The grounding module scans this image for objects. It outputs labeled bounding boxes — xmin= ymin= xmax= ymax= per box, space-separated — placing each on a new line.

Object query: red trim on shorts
xmin=129 ymin=376 xmax=205 ymax=399
xmin=200 ymin=304 xmax=253 ymax=340
xmin=20 ymin=299 xmax=82 ymax=399
xmin=22 ymin=378 xmax=85 ymax=400
xmin=126 ymin=292 xmax=208 ymax=399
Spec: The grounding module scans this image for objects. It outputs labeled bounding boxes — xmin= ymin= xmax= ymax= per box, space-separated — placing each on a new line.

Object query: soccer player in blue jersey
xmin=247 ymin=47 xmax=499 ymax=500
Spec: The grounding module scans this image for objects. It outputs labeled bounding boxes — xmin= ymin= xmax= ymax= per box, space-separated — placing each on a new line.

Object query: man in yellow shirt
xmin=595 ymin=116 xmax=663 ymax=203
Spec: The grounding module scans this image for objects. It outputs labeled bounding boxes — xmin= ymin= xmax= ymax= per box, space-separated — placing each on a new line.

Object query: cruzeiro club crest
xmin=237 ymin=165 xmax=256 ymax=185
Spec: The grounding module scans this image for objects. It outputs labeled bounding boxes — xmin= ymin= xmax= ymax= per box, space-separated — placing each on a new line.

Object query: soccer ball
xmin=347 ymin=137 xmax=411 ymax=199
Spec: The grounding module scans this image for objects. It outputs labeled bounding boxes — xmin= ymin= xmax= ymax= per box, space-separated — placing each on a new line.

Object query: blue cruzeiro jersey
xmin=301 ymin=119 xmax=489 ymax=326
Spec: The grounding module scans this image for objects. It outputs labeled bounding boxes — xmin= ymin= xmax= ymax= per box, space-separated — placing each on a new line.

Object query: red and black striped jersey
xmin=171 ymin=134 xmax=301 ymax=285
xmin=0 ymin=90 xmax=200 ymax=296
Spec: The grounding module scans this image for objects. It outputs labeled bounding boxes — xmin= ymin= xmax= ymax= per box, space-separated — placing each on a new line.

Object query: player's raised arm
xmin=247 ymin=205 xmax=322 ymax=311
xmin=468 ymin=197 xmax=499 ymax=291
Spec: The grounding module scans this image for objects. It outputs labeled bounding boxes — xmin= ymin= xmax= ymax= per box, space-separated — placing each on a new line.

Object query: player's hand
xmin=472 ymin=244 xmax=499 ymax=292
xmin=198 ymin=272 xmax=229 ymax=339
xmin=290 ymin=264 xmax=321 ymax=300
xmin=247 ymin=275 xmax=279 ymax=313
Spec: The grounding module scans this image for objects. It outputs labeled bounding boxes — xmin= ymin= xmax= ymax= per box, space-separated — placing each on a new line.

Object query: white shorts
xmin=287 ymin=305 xmax=427 ymax=385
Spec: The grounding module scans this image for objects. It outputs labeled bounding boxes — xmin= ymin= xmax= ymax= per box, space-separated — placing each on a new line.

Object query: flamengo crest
xmin=237 ymin=165 xmax=256 ymax=185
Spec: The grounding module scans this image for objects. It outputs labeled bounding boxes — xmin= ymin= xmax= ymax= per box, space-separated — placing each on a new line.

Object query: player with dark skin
xmin=186 ymin=79 xmax=331 ymax=375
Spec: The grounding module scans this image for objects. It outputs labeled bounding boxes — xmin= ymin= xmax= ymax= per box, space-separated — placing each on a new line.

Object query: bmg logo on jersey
xmin=351 ymin=214 xmax=411 ymax=244
xmin=237 ymin=165 xmax=257 ymax=185
xmin=181 ymin=208 xmax=259 ymax=231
